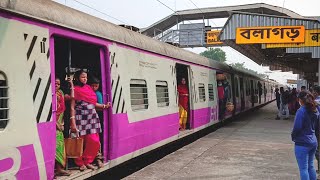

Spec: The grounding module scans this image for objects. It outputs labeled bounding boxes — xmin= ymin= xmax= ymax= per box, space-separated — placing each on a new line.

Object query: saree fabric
xmin=178 ymin=84 xmax=189 ymax=129
xmin=73 ymin=84 xmax=101 ymax=166
xmin=177 ymin=85 xmax=189 ymax=110
xmin=74 ymin=84 xmax=97 ymax=105
xmin=56 ymin=90 xmax=66 ymax=167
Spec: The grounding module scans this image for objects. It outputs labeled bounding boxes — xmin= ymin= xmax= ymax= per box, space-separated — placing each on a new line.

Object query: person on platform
xmin=275 ymin=88 xmax=280 ymax=110
xmin=291 ymin=91 xmax=319 ymax=180
xmin=276 ymin=87 xmax=289 ymax=120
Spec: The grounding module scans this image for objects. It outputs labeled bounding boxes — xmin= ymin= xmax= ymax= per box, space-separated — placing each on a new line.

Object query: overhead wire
xmin=155 ymin=0 xmax=213 ymax=48
xmin=155 ymin=0 xmax=204 ymax=29
xmin=187 ymin=0 xmax=218 ymax=28
xmin=70 ymin=0 xmax=129 ymax=25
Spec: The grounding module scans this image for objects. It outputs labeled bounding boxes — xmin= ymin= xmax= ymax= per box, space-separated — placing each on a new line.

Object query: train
xmin=0 ymin=0 xmax=281 ymax=179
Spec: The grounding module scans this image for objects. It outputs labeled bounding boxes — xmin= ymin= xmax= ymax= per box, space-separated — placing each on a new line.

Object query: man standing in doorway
xmin=258 ymin=81 xmax=262 ymax=104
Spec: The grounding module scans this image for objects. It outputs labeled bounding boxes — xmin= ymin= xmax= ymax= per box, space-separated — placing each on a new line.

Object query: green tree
xmin=200 ymin=48 xmax=226 ymax=63
xmin=229 ymin=62 xmax=267 ymax=79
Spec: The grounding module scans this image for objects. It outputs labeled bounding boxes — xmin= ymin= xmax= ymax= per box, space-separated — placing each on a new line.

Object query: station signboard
xmin=287 ymin=79 xmax=297 ymax=84
xmin=236 ymin=26 xmax=305 ymax=44
xmin=266 ymin=29 xmax=320 ymax=48
xmin=206 ymin=30 xmax=223 ymax=45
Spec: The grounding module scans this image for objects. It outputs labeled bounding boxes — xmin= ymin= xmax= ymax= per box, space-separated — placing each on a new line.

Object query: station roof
xmin=142 ymin=3 xmax=303 ymax=36
xmin=219 ymin=12 xmax=320 ymax=80
xmin=141 ymin=3 xmax=320 ymax=82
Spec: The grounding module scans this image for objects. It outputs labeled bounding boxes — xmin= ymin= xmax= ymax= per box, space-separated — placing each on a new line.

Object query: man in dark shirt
xmin=275 ymin=88 xmax=280 ymax=110
xmin=276 ymin=87 xmax=289 ymax=120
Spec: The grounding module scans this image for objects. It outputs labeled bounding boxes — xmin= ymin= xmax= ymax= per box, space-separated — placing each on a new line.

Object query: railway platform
xmin=124 ymin=102 xmax=299 ymax=180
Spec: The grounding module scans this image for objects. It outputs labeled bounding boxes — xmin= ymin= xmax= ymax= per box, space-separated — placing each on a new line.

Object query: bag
xmin=64 ymin=131 xmax=83 ymax=158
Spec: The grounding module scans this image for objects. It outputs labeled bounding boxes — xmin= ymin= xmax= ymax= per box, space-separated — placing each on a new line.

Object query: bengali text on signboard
xmin=287 ymin=79 xmax=297 ymax=84
xmin=266 ymin=29 xmax=320 ymax=48
xmin=206 ymin=30 xmax=223 ymax=45
xmin=236 ymin=26 xmax=305 ymax=44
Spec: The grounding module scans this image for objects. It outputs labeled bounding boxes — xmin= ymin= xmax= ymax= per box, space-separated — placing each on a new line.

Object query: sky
xmin=53 ymin=0 xmax=320 ymax=84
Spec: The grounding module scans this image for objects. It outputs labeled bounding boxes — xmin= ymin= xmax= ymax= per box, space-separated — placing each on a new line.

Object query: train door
xmin=263 ymin=82 xmax=267 ymax=103
xmin=234 ymin=76 xmax=240 ymax=113
xmin=240 ymin=77 xmax=245 ymax=111
xmin=175 ymin=63 xmax=193 ymax=130
xmin=250 ymin=79 xmax=254 ymax=107
xmin=53 ymin=37 xmax=110 ymax=164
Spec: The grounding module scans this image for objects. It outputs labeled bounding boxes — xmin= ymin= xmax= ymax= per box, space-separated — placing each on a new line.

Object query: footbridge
xmin=141 ymin=3 xmax=320 ymax=85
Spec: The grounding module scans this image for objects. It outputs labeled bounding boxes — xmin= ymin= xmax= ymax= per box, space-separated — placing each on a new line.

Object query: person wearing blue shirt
xmin=90 ymin=78 xmax=103 ymax=104
xmin=89 ymin=76 xmax=104 ymax=168
xmin=312 ymin=86 xmax=320 ymax=173
xmin=291 ymin=91 xmax=319 ymax=180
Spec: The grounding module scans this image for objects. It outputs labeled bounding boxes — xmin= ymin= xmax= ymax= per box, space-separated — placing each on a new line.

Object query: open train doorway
xmin=240 ymin=77 xmax=245 ymax=111
xmin=175 ymin=63 xmax=192 ymax=131
xmin=53 ymin=36 xmax=109 ymax=168
xmin=250 ymin=80 xmax=254 ymax=107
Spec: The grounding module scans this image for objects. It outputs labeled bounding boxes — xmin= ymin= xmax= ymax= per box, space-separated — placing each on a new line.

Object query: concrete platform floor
xmin=124 ymin=102 xmax=300 ymax=180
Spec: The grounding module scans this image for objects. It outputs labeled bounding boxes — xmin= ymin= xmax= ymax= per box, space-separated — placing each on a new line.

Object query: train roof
xmin=0 ymin=0 xmax=267 ymax=80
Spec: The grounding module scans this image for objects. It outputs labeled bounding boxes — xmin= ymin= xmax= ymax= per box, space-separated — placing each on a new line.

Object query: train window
xmin=198 ymin=83 xmax=206 ymax=102
xmin=208 ymin=84 xmax=214 ymax=101
xmin=156 ymin=81 xmax=169 ymax=107
xmin=0 ymin=72 xmax=9 ymax=130
xmin=130 ymin=79 xmax=148 ymax=111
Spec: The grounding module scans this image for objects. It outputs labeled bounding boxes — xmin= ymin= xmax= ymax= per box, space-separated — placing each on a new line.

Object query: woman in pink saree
xmin=69 ymin=70 xmax=111 ymax=171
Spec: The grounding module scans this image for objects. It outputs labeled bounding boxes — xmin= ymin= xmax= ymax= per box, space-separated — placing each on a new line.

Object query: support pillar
xmin=318 ymin=59 xmax=320 ymax=85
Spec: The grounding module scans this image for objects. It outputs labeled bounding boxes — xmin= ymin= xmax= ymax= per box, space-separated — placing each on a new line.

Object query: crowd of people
xmin=54 ymin=69 xmax=111 ymax=177
xmin=289 ymin=85 xmax=320 ymax=180
xmin=275 ymin=87 xmax=300 ymax=120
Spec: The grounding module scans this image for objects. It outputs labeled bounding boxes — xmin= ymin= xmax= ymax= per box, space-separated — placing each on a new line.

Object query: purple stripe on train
xmin=109 ymin=106 xmax=219 ymax=159
xmin=16 ymin=145 xmax=40 ymax=180
xmin=0 ymin=158 xmax=13 ymax=173
xmin=109 ymin=113 xmax=179 ymax=159
xmin=37 ymin=122 xmax=56 ymax=180
xmin=0 ymin=145 xmax=40 ymax=179
xmin=193 ymin=106 xmax=219 ymax=128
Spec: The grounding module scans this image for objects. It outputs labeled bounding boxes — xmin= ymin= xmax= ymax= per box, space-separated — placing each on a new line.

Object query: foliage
xmin=229 ymin=62 xmax=267 ymax=79
xmin=200 ymin=48 xmax=226 ymax=63
xmin=200 ymin=48 xmax=267 ymax=79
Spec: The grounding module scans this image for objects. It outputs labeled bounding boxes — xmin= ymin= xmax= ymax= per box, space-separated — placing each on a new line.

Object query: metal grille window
xmin=130 ymin=79 xmax=148 ymax=111
xmin=0 ymin=73 xmax=8 ymax=130
xmin=208 ymin=84 xmax=214 ymax=101
xmin=156 ymin=81 xmax=169 ymax=107
xmin=198 ymin=83 xmax=206 ymax=102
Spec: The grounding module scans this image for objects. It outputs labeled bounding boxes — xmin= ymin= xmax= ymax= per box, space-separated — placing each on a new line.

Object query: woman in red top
xmin=177 ymin=78 xmax=189 ymax=130
xmin=69 ymin=70 xmax=111 ymax=171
